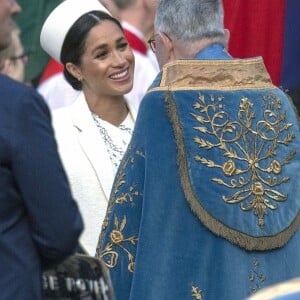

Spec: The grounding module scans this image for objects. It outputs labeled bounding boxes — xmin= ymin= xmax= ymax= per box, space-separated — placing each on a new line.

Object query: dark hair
xmin=61 ymin=10 xmax=123 ymax=90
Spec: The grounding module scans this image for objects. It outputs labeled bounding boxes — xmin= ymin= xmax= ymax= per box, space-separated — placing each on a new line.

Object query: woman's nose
xmin=111 ymin=51 xmax=126 ymax=66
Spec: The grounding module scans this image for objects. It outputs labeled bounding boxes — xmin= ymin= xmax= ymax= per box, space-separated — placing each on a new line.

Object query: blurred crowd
xmin=3 ymin=0 xmax=298 ymax=114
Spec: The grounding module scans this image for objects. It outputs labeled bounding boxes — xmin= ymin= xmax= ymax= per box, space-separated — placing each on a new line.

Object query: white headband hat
xmin=40 ymin=0 xmax=111 ymax=63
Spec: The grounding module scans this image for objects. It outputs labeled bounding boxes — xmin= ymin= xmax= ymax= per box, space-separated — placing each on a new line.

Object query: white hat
xmin=40 ymin=0 xmax=111 ymax=63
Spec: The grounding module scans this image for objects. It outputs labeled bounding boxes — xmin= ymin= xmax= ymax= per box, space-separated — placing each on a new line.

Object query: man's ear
xmin=0 ymin=59 xmax=11 ymax=75
xmin=224 ymin=29 xmax=230 ymax=49
xmin=66 ymin=62 xmax=82 ymax=81
xmin=159 ymin=32 xmax=174 ymax=60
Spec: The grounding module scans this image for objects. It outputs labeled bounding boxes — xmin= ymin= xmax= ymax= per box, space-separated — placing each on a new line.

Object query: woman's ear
xmin=66 ymin=62 xmax=82 ymax=81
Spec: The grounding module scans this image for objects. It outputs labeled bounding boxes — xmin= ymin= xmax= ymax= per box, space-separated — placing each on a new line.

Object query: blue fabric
xmin=195 ymin=43 xmax=232 ymax=60
xmin=0 ymin=75 xmax=83 ymax=299
xmin=99 ymin=45 xmax=300 ymax=300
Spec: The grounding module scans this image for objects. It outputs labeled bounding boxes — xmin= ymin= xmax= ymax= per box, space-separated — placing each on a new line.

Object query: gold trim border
xmin=150 ymin=57 xmax=275 ymax=92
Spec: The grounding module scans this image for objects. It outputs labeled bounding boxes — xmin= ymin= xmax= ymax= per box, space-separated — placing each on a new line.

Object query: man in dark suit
xmin=0 ymin=1 xmax=83 ymax=299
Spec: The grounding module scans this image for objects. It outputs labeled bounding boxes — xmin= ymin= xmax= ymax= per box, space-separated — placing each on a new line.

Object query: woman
xmin=40 ymin=0 xmax=136 ymax=255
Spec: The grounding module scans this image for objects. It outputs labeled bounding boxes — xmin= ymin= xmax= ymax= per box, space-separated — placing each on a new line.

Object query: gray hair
xmin=155 ymin=0 xmax=224 ymax=42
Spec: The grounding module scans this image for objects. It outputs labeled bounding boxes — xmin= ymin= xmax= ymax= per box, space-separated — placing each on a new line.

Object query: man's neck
xmin=175 ymin=37 xmax=227 ymax=59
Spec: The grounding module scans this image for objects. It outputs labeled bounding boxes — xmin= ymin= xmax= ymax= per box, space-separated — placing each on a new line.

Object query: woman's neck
xmin=85 ymin=93 xmax=129 ymax=126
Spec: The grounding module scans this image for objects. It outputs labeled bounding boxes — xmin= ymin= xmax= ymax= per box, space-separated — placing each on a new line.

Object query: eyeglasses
xmin=10 ymin=51 xmax=30 ymax=63
xmin=148 ymin=32 xmax=172 ymax=53
xmin=148 ymin=33 xmax=159 ymax=53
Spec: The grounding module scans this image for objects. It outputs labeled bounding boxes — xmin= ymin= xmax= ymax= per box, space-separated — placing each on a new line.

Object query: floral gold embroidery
xmin=269 ymin=159 xmax=281 ymax=174
xmin=249 ymin=258 xmax=266 ymax=294
xmin=96 ymin=145 xmax=144 ymax=272
xmin=101 ymin=215 xmax=137 ymax=272
xmin=193 ymin=93 xmax=295 ymax=227
xmin=112 ymin=173 xmax=141 ymax=205
xmin=97 ymin=148 xmax=144 ymax=262
xmin=192 ymin=286 xmax=203 ymax=300
xmin=101 ymin=151 xmax=143 ymax=232
xmin=222 ymin=159 xmax=237 ymax=176
xmin=110 ymin=229 xmax=124 ymax=244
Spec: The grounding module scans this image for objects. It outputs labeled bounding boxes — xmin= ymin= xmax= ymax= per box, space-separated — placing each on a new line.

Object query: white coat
xmin=51 ymin=92 xmax=137 ymax=255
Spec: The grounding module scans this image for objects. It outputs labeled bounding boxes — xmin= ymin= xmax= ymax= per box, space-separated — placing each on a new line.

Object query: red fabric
xmin=123 ymin=29 xmax=148 ymax=55
xmin=39 ymin=58 xmax=64 ymax=84
xmin=223 ymin=0 xmax=285 ymax=85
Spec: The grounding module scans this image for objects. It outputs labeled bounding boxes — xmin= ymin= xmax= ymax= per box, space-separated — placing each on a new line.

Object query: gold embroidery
xmin=98 ymin=148 xmax=144 ymax=271
xmin=101 ymin=150 xmax=143 ymax=232
xmin=101 ymin=215 xmax=137 ymax=272
xmin=192 ymin=286 xmax=203 ymax=300
xmin=249 ymin=258 xmax=266 ymax=294
xmin=166 ymin=90 xmax=300 ymax=250
xmin=193 ymin=93 xmax=295 ymax=227
xmin=101 ymin=179 xmax=141 ymax=232
xmin=110 ymin=172 xmax=141 ymax=206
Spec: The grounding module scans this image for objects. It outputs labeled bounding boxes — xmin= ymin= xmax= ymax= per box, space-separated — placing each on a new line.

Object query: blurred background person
xmin=40 ymin=0 xmax=137 ymax=256
xmin=0 ymin=20 xmax=28 ymax=82
xmin=13 ymin=0 xmax=61 ymax=86
xmin=100 ymin=0 xmax=121 ymax=19
xmin=113 ymin=0 xmax=159 ymax=108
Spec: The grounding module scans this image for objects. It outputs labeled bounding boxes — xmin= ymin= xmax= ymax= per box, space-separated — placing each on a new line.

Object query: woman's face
xmin=74 ymin=20 xmax=134 ymax=98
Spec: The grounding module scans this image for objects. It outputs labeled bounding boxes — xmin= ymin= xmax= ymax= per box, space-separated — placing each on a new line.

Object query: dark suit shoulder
xmin=0 ymin=74 xmax=31 ymax=93
xmin=0 ymin=74 xmax=49 ymax=113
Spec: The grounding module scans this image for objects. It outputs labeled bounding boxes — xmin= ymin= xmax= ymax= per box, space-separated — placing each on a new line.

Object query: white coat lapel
xmin=126 ymin=98 xmax=138 ymax=121
xmin=70 ymin=93 xmax=115 ymax=199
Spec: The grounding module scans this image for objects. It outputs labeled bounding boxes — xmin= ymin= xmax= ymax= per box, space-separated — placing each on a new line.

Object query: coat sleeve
xmin=11 ymin=88 xmax=83 ymax=269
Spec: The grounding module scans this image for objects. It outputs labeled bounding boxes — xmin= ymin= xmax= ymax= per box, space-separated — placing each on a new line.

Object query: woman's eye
xmin=95 ymin=52 xmax=107 ymax=59
xmin=118 ymin=42 xmax=128 ymax=50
